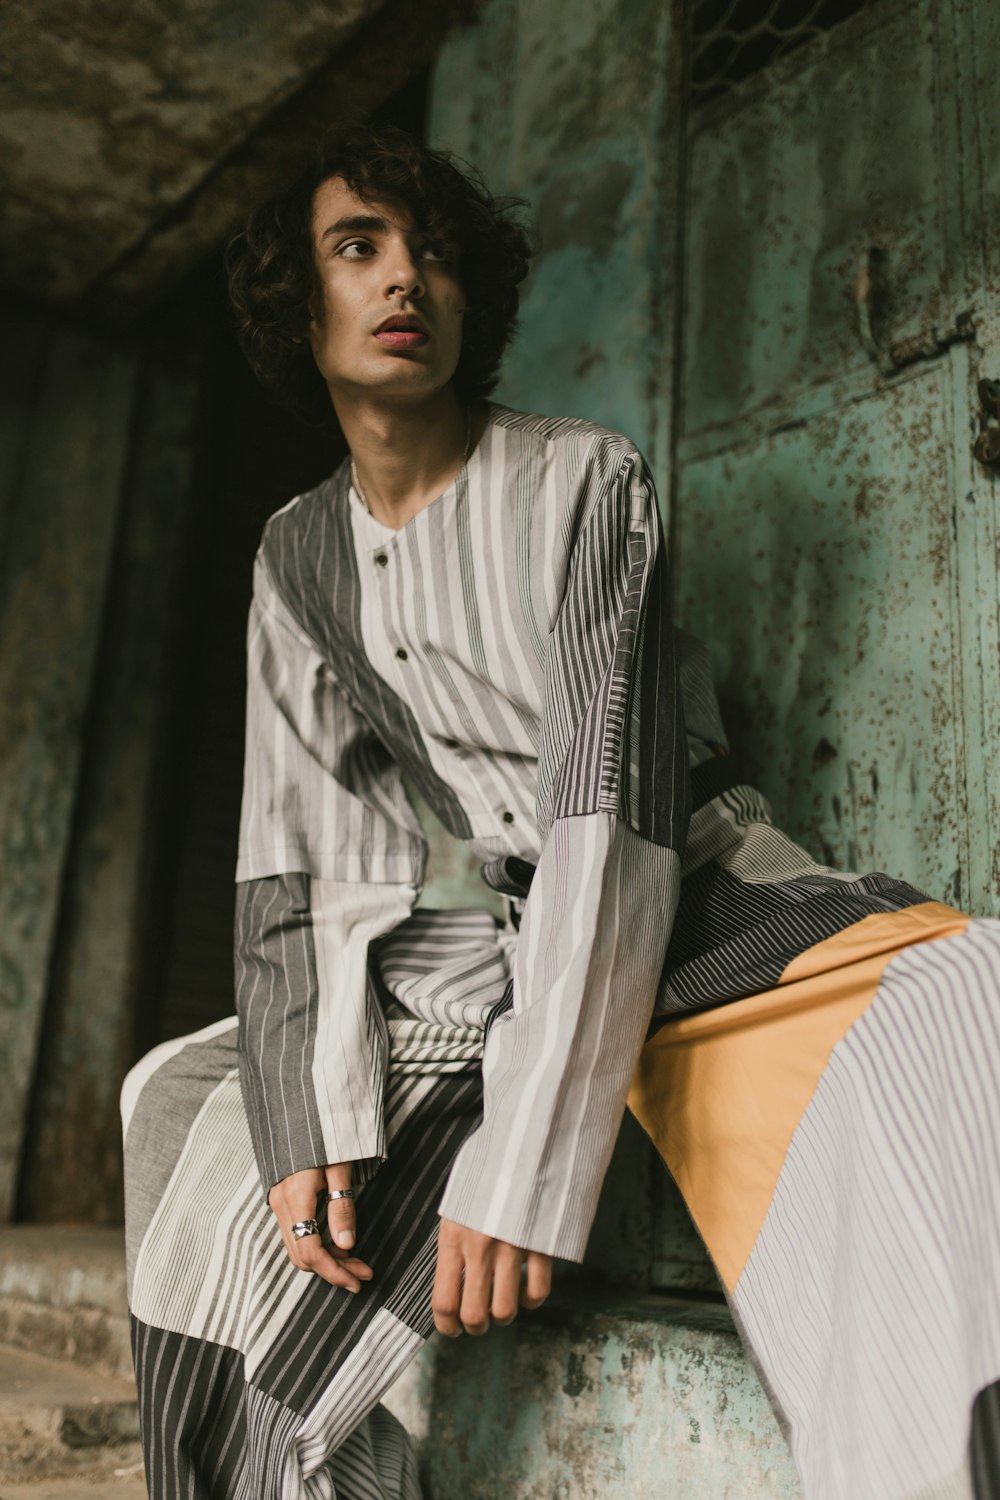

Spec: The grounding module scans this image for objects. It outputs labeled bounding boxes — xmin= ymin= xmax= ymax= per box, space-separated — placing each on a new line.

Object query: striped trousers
xmin=122 ymin=901 xmax=1000 ymax=1499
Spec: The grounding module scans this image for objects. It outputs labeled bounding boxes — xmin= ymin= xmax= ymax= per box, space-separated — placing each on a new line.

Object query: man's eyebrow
xmin=320 ymin=214 xmax=392 ymax=241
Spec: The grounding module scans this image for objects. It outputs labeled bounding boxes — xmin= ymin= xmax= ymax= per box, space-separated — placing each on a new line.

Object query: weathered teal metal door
xmin=674 ymin=0 xmax=1000 ymax=917
xmin=649 ymin=0 xmax=1000 ymax=1292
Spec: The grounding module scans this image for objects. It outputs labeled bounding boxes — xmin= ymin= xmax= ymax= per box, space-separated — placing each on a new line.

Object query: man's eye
xmin=338 ymin=240 xmax=374 ymax=259
xmin=421 ymin=242 xmax=452 ymax=263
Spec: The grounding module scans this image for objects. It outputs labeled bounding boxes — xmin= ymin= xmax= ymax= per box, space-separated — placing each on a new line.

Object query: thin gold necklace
xmin=350 ymin=404 xmax=473 ymax=520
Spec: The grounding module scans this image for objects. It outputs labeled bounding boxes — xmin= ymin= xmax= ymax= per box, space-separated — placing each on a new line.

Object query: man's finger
xmin=432 ymin=1234 xmax=464 ymax=1338
xmin=326 ymin=1188 xmax=356 ymax=1251
xmin=271 ymin=1172 xmax=371 ymax=1281
xmin=329 ymin=1250 xmax=374 ymax=1276
xmin=324 ymin=1164 xmax=356 ymax=1251
xmin=291 ymin=1236 xmax=364 ymax=1292
xmin=520 ymin=1250 xmax=551 ymax=1310
xmin=459 ymin=1245 xmax=493 ymax=1336
xmin=276 ymin=1216 xmax=373 ymax=1281
xmin=277 ymin=1177 xmax=328 ymax=1243
xmin=490 ymin=1244 xmax=522 ymax=1326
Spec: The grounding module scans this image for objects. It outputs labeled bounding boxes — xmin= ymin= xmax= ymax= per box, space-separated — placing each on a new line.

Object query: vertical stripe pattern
xmin=731 ymin=919 xmax=1000 ymax=1499
xmin=126 ymin=960 xmax=488 ymax=1500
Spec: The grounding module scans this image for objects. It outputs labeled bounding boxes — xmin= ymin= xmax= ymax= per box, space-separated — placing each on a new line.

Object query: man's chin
xmin=331 ymin=367 xmax=460 ymax=407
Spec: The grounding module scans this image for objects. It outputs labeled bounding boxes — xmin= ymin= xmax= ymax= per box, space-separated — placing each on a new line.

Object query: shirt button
xmin=502 ymin=811 xmax=514 ymax=824
xmin=375 ymin=553 xmax=388 ymax=567
xmin=396 ymin=648 xmax=408 ymax=661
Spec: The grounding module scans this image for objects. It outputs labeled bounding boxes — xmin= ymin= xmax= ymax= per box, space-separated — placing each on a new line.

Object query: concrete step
xmin=0 ymin=1226 xmax=798 ymax=1496
xmin=0 ymin=1475 xmax=146 ymax=1498
xmin=0 ymin=1344 xmax=141 ymax=1484
xmin=385 ymin=1287 xmax=803 ymax=1500
xmin=0 ymin=1232 xmax=131 ymax=1380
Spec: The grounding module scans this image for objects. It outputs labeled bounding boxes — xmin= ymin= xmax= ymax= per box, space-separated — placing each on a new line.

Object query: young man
xmin=122 ymin=122 xmax=1000 ymax=1500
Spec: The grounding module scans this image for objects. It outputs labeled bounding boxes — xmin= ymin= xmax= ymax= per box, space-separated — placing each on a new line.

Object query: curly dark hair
xmin=225 ymin=120 xmax=538 ymax=426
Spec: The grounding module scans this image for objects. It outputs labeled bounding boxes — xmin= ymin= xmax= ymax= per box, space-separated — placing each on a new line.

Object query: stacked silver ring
xmin=327 ymin=1188 xmax=355 ymax=1201
xmin=291 ymin=1218 xmax=321 ymax=1239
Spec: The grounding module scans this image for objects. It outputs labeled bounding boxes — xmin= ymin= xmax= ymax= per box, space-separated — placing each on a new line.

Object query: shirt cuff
xmin=438 ymin=816 xmax=681 ymax=1261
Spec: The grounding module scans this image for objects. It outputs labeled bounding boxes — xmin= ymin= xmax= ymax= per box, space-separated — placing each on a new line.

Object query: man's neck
xmin=334 ymin=388 xmax=483 ymax=532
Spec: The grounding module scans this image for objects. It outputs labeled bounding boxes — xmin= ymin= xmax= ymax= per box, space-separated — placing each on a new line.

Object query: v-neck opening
xmin=346 ymin=400 xmax=501 ymax=539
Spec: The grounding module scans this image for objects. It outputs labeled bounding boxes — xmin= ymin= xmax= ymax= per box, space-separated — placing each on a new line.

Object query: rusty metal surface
xmin=431 ymin=0 xmax=682 ymax=484
xmin=675 ymin=0 xmax=1000 ymax=913
xmin=947 ymin=0 xmax=1000 ymax=916
xmin=677 ymin=351 xmax=977 ymax=905
xmin=950 ymin=343 xmax=1000 ymax=918
xmin=688 ymin=0 xmax=868 ymax=104
xmin=681 ymin=0 xmax=963 ymax=449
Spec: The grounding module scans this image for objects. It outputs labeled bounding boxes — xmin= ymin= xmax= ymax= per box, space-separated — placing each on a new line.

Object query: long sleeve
xmin=438 ymin=441 xmax=690 ymax=1260
xmin=234 ymin=549 xmax=427 ymax=1198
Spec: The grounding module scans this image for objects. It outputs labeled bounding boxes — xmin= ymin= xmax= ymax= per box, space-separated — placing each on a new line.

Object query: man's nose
xmin=384 ymin=242 xmax=423 ymax=298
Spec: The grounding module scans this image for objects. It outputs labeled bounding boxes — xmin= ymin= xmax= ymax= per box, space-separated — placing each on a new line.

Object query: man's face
xmin=308 ymin=175 xmax=467 ymax=405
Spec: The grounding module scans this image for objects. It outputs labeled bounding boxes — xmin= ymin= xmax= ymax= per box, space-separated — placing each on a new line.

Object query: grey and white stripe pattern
xmin=733 ymin=918 xmax=1000 ymax=1500
xmin=438 ymin=814 xmax=680 ymax=1256
xmin=124 ymin=914 xmax=494 ymax=1498
xmin=233 ymin=405 xmax=689 ymax=1256
xmin=235 ymin=874 xmax=411 ymax=1193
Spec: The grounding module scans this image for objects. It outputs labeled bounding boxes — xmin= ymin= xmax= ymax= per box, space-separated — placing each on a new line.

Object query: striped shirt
xmin=234 ymin=402 xmax=690 ymax=1258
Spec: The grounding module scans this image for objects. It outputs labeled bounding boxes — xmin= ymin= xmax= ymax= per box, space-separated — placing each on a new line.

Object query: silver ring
xmin=291 ymin=1218 xmax=321 ymax=1239
xmin=327 ymin=1188 xmax=355 ymax=1201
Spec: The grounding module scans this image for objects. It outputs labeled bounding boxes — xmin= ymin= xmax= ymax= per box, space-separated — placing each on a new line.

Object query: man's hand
xmin=268 ymin=1162 xmax=374 ymax=1293
xmin=432 ymin=1218 xmax=551 ymax=1336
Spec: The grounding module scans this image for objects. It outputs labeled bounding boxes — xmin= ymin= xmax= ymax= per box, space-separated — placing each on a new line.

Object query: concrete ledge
xmin=0 ymin=1343 xmax=141 ymax=1482
xmin=0 ymin=1480 xmax=147 ymax=1499
xmin=0 ymin=1228 xmax=801 ymax=1496
xmin=0 ymin=1229 xmax=131 ymax=1379
xmin=386 ymin=1290 xmax=803 ymax=1500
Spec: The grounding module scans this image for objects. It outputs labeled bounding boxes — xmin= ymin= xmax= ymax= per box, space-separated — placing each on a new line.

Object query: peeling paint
xmin=386 ymin=1296 xmax=801 ymax=1497
xmin=430 ymin=0 xmax=679 ymax=482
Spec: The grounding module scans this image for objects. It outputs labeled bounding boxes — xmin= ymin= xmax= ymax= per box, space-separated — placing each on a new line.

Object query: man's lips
xmin=374 ymin=314 xmax=429 ymax=349
xmin=374 ymin=328 xmax=429 ymax=348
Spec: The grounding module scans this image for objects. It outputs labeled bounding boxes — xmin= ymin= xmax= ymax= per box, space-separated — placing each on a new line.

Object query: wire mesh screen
xmin=689 ymin=0 xmax=870 ymax=103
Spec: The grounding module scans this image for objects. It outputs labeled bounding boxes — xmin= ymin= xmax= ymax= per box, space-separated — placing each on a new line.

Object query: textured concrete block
xmin=386 ymin=1292 xmax=802 ymax=1499
xmin=0 ymin=1480 xmax=146 ymax=1499
xmin=0 ymin=1229 xmax=131 ymax=1378
xmin=0 ymin=1342 xmax=140 ymax=1481
xmin=0 ymin=1229 xmax=127 ymax=1316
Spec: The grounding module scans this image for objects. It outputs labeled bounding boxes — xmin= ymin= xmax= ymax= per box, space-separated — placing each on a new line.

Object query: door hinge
xmin=974 ymin=378 xmax=1000 ymax=470
xmin=852 ymin=246 xmax=976 ymax=375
